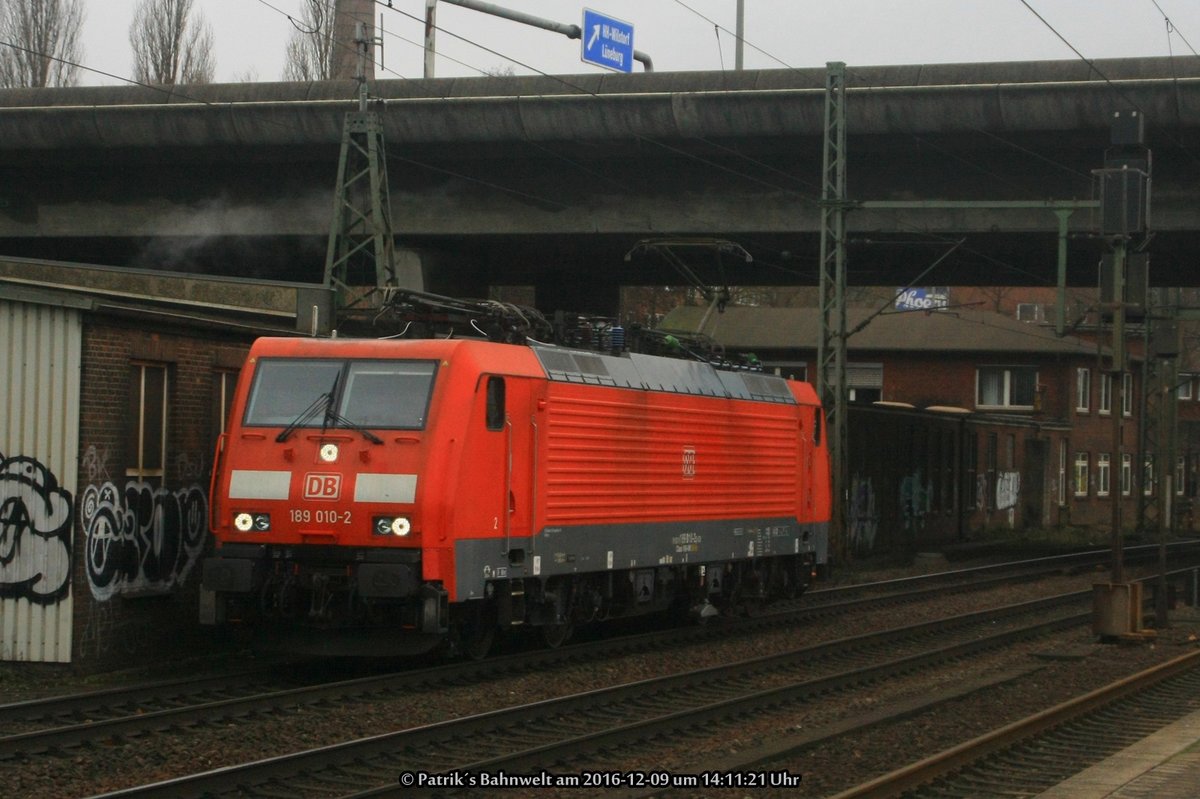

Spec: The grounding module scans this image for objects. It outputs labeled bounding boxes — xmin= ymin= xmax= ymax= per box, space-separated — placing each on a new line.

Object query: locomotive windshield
xmin=244 ymin=358 xmax=437 ymax=430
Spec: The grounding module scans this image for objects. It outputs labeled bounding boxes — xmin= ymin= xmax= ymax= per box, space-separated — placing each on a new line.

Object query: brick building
xmin=660 ymin=303 xmax=1155 ymax=539
xmin=0 ymin=258 xmax=323 ymax=666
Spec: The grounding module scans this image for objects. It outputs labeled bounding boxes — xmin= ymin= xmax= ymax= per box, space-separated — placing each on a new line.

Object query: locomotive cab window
xmin=486 ymin=376 xmax=506 ymax=430
xmin=245 ymin=358 xmax=436 ymax=430
xmin=341 ymin=362 xmax=436 ymax=428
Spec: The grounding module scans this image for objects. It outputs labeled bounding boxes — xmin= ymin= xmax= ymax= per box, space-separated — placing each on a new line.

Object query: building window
xmin=1076 ymin=368 xmax=1090 ymax=412
xmin=770 ymin=363 xmax=807 ymax=382
xmin=1121 ymin=454 xmax=1132 ymax=496
xmin=1058 ymin=440 xmax=1067 ymax=506
xmin=1178 ymin=376 xmax=1193 ymax=401
xmin=213 ymin=369 xmax=238 ymax=446
xmin=127 ymin=363 xmax=169 ymax=480
xmin=977 ymin=366 xmax=1037 ymax=409
xmin=1122 ymin=372 xmax=1133 ymax=417
xmin=1097 ymin=454 xmax=1110 ymax=497
xmin=848 ymin=388 xmax=883 ymax=404
xmin=1099 ymin=373 xmax=1112 ymax=415
xmin=1177 ymin=456 xmax=1186 ymax=497
xmin=1016 ymin=303 xmax=1043 ymax=322
xmin=1074 ymin=452 xmax=1089 ymax=497
xmin=1144 ymin=456 xmax=1155 ymax=497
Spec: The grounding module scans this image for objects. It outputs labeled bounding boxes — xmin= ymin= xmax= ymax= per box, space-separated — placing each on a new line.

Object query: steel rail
xmin=828 ymin=649 xmax=1200 ymax=799
xmin=87 ymin=592 xmax=1095 ymax=798
xmin=3 ymin=552 xmax=1116 ymax=758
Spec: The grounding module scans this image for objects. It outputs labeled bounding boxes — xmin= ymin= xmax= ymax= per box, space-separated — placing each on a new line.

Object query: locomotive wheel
xmin=540 ymin=621 xmax=574 ymax=649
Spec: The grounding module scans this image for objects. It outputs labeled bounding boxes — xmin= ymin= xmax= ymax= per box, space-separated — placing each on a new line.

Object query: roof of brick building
xmin=659 ymin=305 xmax=1107 ymax=356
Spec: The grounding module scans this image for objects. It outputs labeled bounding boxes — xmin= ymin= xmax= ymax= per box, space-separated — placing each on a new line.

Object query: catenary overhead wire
xmin=1018 ymin=0 xmax=1200 ymax=166
xmin=0 ymin=4 xmax=1133 ymax=297
xmin=364 ymin=2 xmax=1188 ymax=306
xmin=0 ymin=6 xmax=1092 ymax=293
xmin=309 ymin=0 xmax=1113 ymax=293
xmin=1150 ymin=0 xmax=1199 ymax=56
xmin=378 ymin=0 xmax=1052 ymax=287
xmin=663 ymin=1 xmax=1109 ymax=294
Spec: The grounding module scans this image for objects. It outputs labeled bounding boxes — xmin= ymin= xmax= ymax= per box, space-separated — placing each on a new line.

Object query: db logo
xmin=304 ymin=473 xmax=341 ymax=500
xmin=682 ymin=447 xmax=696 ymax=479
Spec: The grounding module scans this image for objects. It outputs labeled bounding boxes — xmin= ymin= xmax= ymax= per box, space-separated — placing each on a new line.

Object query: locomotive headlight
xmin=319 ymin=443 xmax=339 ymax=462
xmin=233 ymin=513 xmax=270 ymax=532
xmin=372 ymin=515 xmax=412 ymax=536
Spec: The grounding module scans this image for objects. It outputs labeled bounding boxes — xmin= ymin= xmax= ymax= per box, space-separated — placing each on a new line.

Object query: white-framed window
xmin=1122 ymin=453 xmax=1133 ymax=496
xmin=1074 ymin=452 xmax=1089 ymax=497
xmin=977 ymin=366 xmax=1038 ymax=409
xmin=1178 ymin=376 xmax=1194 ymax=401
xmin=1099 ymin=373 xmax=1112 ymax=415
xmin=1097 ymin=454 xmax=1111 ymax=497
xmin=1144 ymin=456 xmax=1155 ymax=497
xmin=1076 ymin=368 xmax=1090 ymax=412
xmin=1122 ymin=372 xmax=1133 ymax=417
xmin=213 ymin=368 xmax=239 ymax=446
xmin=1017 ymin=303 xmax=1043 ymax=322
xmin=128 ymin=363 xmax=169 ymax=481
xmin=1177 ymin=456 xmax=1187 ymax=497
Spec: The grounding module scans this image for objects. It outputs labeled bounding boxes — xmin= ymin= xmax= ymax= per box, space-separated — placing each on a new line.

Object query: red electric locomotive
xmin=202 ymin=335 xmax=830 ymax=655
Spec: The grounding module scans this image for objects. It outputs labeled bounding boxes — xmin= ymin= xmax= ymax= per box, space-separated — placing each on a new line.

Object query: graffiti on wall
xmin=81 ymin=480 xmax=207 ymax=601
xmin=0 ymin=453 xmax=74 ymax=604
xmin=81 ymin=445 xmax=111 ymax=483
xmin=847 ymin=474 xmax=879 ymax=553
xmin=996 ymin=471 xmax=1021 ymax=511
xmin=900 ymin=471 xmax=932 ymax=521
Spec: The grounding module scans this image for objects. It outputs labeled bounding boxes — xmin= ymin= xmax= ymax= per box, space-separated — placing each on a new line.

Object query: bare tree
xmin=129 ymin=0 xmax=214 ymax=85
xmin=283 ymin=0 xmax=336 ymax=81
xmin=283 ymin=0 xmax=375 ymax=81
xmin=0 ymin=0 xmax=85 ymax=88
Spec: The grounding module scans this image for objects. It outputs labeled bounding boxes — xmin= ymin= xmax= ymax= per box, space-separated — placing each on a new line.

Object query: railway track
xmin=0 ymin=551 xmax=1115 ymax=760
xmin=832 ymin=649 xmax=1200 ymax=798
xmin=88 ymin=590 xmax=1095 ymax=798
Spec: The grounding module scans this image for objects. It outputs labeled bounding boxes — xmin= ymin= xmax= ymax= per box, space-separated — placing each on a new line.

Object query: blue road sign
xmin=581 ymin=9 xmax=634 ymax=73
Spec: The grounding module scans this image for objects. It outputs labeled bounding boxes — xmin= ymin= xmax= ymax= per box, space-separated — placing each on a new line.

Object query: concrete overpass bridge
xmin=0 ymin=56 xmax=1197 ymax=313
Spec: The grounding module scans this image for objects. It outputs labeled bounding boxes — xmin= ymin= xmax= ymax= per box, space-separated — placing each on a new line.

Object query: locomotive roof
xmin=532 ymin=346 xmax=797 ymax=404
xmin=246 ymin=337 xmax=802 ymax=405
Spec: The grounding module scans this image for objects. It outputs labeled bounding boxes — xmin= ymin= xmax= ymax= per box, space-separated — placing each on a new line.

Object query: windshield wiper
xmin=322 ymin=409 xmax=384 ymax=445
xmin=277 ymin=370 xmax=383 ymax=445
xmin=318 ymin=370 xmax=382 ymax=444
xmin=275 ymin=392 xmax=331 ymax=443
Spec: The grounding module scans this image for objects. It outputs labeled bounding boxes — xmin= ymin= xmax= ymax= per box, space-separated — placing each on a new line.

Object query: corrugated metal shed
xmin=0 ymin=298 xmax=81 ymax=662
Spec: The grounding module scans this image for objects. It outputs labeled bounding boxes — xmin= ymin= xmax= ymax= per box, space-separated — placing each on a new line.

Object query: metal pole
xmin=1157 ymin=289 xmax=1179 ymax=628
xmin=1110 ymin=241 xmax=1126 ymax=584
xmin=1054 ymin=209 xmax=1071 ymax=336
xmin=818 ymin=62 xmax=848 ymax=564
xmin=438 ymin=0 xmax=653 ymax=71
xmin=424 ymin=0 xmax=438 ymax=78
xmin=735 ymin=0 xmax=745 ymax=70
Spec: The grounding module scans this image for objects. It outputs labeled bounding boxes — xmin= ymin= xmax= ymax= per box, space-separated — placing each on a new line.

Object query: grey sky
xmin=79 ymin=1 xmax=1200 ymax=86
